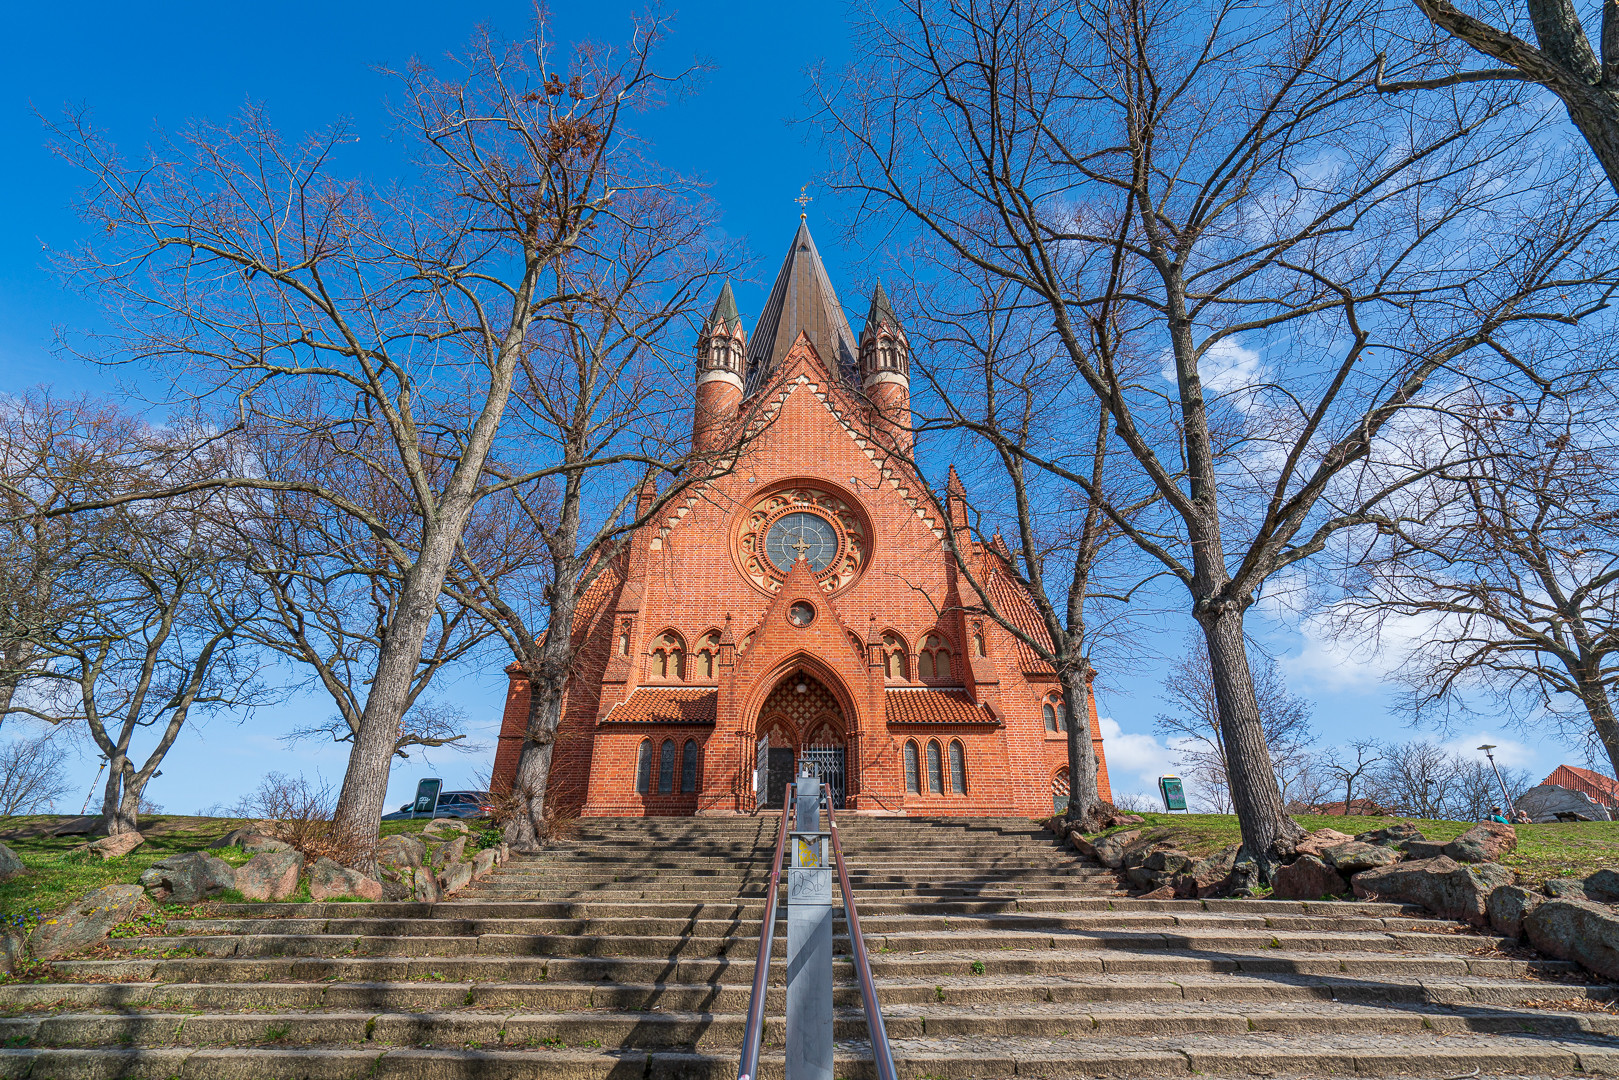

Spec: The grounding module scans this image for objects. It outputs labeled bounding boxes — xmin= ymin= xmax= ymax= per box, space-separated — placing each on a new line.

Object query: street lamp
xmin=1477 ymin=744 xmax=1514 ymax=814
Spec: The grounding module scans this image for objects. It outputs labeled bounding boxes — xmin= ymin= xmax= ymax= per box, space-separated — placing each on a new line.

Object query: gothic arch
xmin=741 ymin=652 xmax=864 ymax=736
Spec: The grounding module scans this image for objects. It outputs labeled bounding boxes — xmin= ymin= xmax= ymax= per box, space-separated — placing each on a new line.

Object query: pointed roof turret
xmin=865 ymin=280 xmax=898 ymax=332
xmin=745 ymin=220 xmax=858 ymax=392
xmin=708 ymin=281 xmax=741 ymax=332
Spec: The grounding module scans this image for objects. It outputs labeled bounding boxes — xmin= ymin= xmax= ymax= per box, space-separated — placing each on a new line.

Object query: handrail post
xmin=786 ymin=767 xmax=834 ymax=1080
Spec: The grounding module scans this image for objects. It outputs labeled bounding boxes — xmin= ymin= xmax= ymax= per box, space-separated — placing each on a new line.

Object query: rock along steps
xmin=0 ymin=814 xmax=1614 ymax=1078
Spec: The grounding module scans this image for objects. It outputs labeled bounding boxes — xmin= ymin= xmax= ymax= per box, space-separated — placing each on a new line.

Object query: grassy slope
xmin=1088 ymin=813 xmax=1619 ymax=888
xmin=0 ymin=814 xmax=439 ymax=924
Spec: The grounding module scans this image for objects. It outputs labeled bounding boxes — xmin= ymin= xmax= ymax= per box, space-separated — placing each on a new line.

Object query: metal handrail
xmin=737 ymin=782 xmax=793 ymax=1080
xmin=826 ymin=794 xmax=898 ymax=1080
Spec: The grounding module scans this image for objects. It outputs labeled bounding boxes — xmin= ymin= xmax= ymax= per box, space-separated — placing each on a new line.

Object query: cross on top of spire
xmin=795 ymin=185 xmax=813 ymax=218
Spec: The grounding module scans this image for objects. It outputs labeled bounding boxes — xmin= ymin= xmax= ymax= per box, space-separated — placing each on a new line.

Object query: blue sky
xmin=0 ymin=1 xmax=1584 ymax=815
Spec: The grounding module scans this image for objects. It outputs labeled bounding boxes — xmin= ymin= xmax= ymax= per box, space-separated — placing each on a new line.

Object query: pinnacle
xmin=708 ymin=280 xmax=740 ymax=330
xmin=866 ymin=279 xmax=898 ymax=330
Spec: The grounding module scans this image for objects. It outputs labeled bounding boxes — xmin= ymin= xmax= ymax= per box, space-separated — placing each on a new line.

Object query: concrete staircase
xmin=0 ymin=815 xmax=1615 ymax=1078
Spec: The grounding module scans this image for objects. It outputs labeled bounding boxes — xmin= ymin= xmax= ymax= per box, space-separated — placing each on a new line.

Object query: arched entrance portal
xmin=755 ymin=671 xmax=848 ymax=809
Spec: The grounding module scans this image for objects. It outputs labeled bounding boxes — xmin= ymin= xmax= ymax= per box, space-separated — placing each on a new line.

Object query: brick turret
xmin=859 ymin=281 xmax=912 ymax=453
xmin=694 ymin=281 xmax=745 ymax=453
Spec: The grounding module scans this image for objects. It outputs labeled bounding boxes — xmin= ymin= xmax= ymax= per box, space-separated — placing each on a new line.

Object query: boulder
xmin=1186 ymin=845 xmax=1240 ymax=896
xmin=423 ymin=818 xmax=469 ymax=837
xmin=1069 ymin=833 xmax=1099 ymax=860
xmin=439 ymin=860 xmax=474 ymax=895
xmin=1350 ymin=856 xmax=1514 ymax=925
xmin=1137 ymin=885 xmax=1176 ymax=900
xmin=80 ymin=832 xmax=144 ymax=861
xmin=1125 ymin=849 xmax=1194 ymax=894
xmin=1526 ymin=899 xmax=1619 ymax=980
xmin=472 ymin=849 xmax=497 ymax=880
xmin=1401 ymin=840 xmax=1448 ymax=860
xmin=1099 ymin=812 xmax=1145 ymax=829
xmin=209 ymin=827 xmax=289 ymax=852
xmin=1487 ymin=885 xmax=1544 ymax=939
xmin=1515 ymin=784 xmax=1613 ymax=823
xmin=1272 ymin=855 xmax=1348 ymax=901
xmin=1321 ymin=841 xmax=1401 ymax=876
xmin=1582 ymin=869 xmax=1619 ymax=904
xmin=412 ymin=866 xmax=441 ymax=903
xmin=377 ymin=834 xmax=427 ymax=870
xmin=233 ymin=851 xmax=303 ymax=902
xmin=1294 ymin=828 xmax=1355 ymax=859
xmin=498 ymin=843 xmax=510 ymax=864
xmin=1090 ymin=830 xmax=1140 ymax=870
xmin=1354 ymin=822 xmax=1424 ymax=848
xmin=138 ymin=852 xmax=236 ymax=904
xmin=49 ymin=816 xmax=106 ymax=838
xmin=1442 ymin=821 xmax=1516 ymax=864
xmin=430 ymin=836 xmax=467 ymax=870
xmin=28 ymin=884 xmax=149 ymax=960
xmin=0 ymin=842 xmax=25 ymax=881
xmin=307 ymin=857 xmax=383 ymax=902
xmin=1544 ymin=878 xmax=1590 ymax=900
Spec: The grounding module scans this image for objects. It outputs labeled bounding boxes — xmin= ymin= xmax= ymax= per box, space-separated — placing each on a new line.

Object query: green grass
xmin=0 ymin=812 xmax=443 ymax=927
xmin=1085 ymin=812 xmax=1618 ymax=888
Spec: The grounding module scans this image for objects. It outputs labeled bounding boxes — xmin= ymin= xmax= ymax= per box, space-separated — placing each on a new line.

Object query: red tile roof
xmin=600 ymin=687 xmax=717 ymax=725
xmin=1544 ymin=764 xmax=1619 ymax=806
xmin=983 ymin=557 xmax=1056 ymax=676
xmin=884 ymin=688 xmax=998 ymax=725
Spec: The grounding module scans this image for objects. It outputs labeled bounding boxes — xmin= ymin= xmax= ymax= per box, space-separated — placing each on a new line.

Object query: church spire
xmin=743 ymin=220 xmax=859 ymax=390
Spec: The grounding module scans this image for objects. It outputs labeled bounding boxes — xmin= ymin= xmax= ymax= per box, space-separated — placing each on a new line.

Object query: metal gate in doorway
xmin=800 ymin=744 xmax=846 ymax=808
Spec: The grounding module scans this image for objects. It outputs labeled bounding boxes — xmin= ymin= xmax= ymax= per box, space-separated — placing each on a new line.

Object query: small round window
xmin=788 ymin=602 xmax=815 ymax=627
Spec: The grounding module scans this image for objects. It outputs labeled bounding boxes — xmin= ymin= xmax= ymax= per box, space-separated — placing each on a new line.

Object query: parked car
xmin=381 ymin=790 xmax=495 ymax=821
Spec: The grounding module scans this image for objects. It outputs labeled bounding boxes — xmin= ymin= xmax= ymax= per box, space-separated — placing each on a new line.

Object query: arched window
xmin=682 ymin=740 xmax=700 ymax=793
xmin=651 ymin=631 xmax=685 ymax=681
xmin=1043 ymin=693 xmax=1069 ymax=732
xmin=1053 ymin=767 xmax=1070 ymax=814
xmin=659 ymin=739 xmax=676 ymax=794
xmin=949 ymin=741 xmax=966 ymax=794
xmin=696 ymin=632 xmax=720 ymax=680
xmin=926 ymin=741 xmax=943 ymax=794
xmin=920 ymin=634 xmax=953 ymax=680
xmin=881 ymin=633 xmax=909 ymax=681
xmin=904 ymin=741 xmax=919 ymax=793
xmin=636 ymin=739 xmax=652 ymax=793
xmin=618 ymin=624 xmax=631 ymax=656
xmin=973 ymin=623 xmax=987 ymax=657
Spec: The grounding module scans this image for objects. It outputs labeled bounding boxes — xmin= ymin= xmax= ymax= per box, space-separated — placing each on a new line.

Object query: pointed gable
xmin=745 ymin=220 xmax=859 ymax=393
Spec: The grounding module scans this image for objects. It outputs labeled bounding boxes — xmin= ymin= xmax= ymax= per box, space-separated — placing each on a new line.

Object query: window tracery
xmin=881 ymin=633 xmax=910 ymax=681
xmin=919 ymin=633 xmax=953 ymax=680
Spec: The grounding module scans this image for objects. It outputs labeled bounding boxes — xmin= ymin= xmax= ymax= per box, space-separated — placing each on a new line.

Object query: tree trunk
xmin=0 ymin=639 xmax=35 ymax=731
xmin=1576 ymin=668 xmax=1619 ymax=784
xmin=1060 ymin=664 xmax=1103 ymax=829
xmin=1198 ymin=609 xmax=1303 ymax=878
xmin=504 ymin=676 xmax=566 ymax=852
xmin=100 ymin=758 xmax=139 ymax=835
xmin=329 ymin=520 xmax=473 ymax=858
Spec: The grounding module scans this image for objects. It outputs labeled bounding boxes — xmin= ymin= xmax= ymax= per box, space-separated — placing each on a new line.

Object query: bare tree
xmin=1380 ymin=0 xmax=1619 ymax=196
xmin=1334 ymin=392 xmax=1619 ymax=778
xmin=47 ymin=14 xmax=705 ymax=849
xmin=448 ymin=186 xmax=746 ymax=850
xmin=1375 ymin=739 xmax=1454 ymax=819
xmin=898 ymin=267 xmax=1158 ymax=829
xmin=0 ymin=726 xmax=75 ymax=816
xmin=817 ymin=0 xmax=1619 ymax=876
xmin=1155 ymin=634 xmax=1317 ymax=812
xmin=1322 ymin=740 xmax=1386 ymax=815
xmin=12 ymin=447 xmax=266 ymax=835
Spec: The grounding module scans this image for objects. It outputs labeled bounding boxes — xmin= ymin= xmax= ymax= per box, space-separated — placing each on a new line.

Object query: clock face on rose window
xmin=734 ymin=487 xmax=868 ymax=596
xmin=764 ymin=511 xmax=839 ymax=574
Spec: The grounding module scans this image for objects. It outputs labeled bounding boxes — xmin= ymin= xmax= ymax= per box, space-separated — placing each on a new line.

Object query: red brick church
xmin=492 ymin=220 xmax=1112 ymax=816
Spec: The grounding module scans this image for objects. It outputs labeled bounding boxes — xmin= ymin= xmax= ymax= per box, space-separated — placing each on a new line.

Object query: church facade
xmin=491 ymin=221 xmax=1112 ymax=817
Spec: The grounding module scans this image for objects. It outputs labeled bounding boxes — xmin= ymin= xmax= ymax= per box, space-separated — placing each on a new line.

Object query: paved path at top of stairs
xmin=0 ymin=814 xmax=1613 ymax=1079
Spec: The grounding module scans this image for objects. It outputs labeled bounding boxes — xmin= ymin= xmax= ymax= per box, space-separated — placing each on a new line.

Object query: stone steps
xmin=0 ymin=814 xmax=1612 ymax=1077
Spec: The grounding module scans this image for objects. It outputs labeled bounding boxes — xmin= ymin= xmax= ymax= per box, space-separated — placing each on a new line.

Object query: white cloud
xmin=1440 ymin=731 xmax=1538 ymax=771
xmin=1162 ymin=338 xmax=1267 ymax=416
xmin=1283 ymin=605 xmax=1444 ymax=693
xmin=1098 ymin=715 xmax=1182 ymax=799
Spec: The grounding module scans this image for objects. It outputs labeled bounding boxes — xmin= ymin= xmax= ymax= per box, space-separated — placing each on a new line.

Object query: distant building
xmin=1540 ymin=765 xmax=1619 ymax=811
xmin=491 ymin=220 xmax=1113 ymax=817
xmin=1311 ymin=798 xmax=1390 ymax=816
